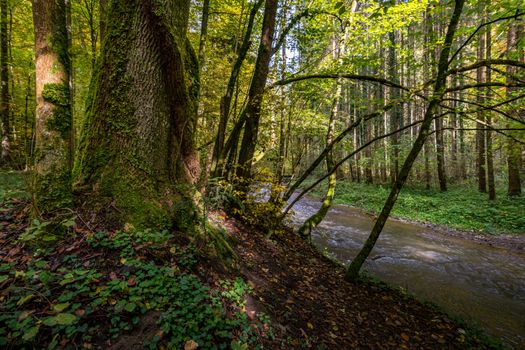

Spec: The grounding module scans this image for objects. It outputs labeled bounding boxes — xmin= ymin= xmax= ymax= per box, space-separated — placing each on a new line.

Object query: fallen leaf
xmin=401 ymin=332 xmax=409 ymax=341
xmin=184 ymin=340 xmax=198 ymax=350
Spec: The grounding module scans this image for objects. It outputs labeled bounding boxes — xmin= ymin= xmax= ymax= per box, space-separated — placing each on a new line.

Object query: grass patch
xmin=307 ymin=180 xmax=525 ymax=234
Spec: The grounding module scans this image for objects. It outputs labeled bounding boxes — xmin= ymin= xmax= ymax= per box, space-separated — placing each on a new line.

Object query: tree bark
xmin=236 ymin=0 xmax=278 ymax=181
xmin=346 ymin=0 xmax=465 ymax=280
xmin=0 ymin=0 xmax=9 ymax=164
xmin=32 ymin=0 xmax=73 ymax=213
xmin=74 ymin=0 xmax=200 ymax=228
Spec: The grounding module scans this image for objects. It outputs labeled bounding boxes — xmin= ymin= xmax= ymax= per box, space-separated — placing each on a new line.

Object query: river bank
xmin=303 ymin=180 xmax=525 ymax=236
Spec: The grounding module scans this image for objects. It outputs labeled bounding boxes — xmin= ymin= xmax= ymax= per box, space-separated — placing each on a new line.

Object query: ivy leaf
xmin=338 ymin=6 xmax=346 ymax=15
xmin=44 ymin=313 xmax=77 ymax=327
xmin=52 ymin=303 xmax=70 ymax=312
xmin=16 ymin=294 xmax=34 ymax=306
xmin=22 ymin=326 xmax=39 ymax=341
xmin=55 ymin=313 xmax=77 ymax=325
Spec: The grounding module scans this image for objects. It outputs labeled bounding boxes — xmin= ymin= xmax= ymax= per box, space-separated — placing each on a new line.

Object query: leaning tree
xmin=74 ymin=0 xmax=200 ymax=229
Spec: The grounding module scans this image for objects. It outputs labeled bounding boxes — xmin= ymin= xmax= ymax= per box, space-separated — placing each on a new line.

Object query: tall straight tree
xmin=32 ymin=0 xmax=73 ymax=213
xmin=236 ymin=0 xmax=278 ymax=180
xmin=74 ymin=0 xmax=200 ymax=228
xmin=476 ymin=7 xmax=487 ymax=193
xmin=0 ymin=0 xmax=9 ymax=163
xmin=506 ymin=22 xmax=522 ymax=197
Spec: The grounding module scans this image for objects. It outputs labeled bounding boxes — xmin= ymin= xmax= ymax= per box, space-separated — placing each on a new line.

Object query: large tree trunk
xmin=32 ymin=0 xmax=73 ymax=213
xmin=0 ymin=0 xmax=9 ymax=164
xmin=236 ymin=0 xmax=278 ymax=181
xmin=74 ymin=0 xmax=200 ymax=228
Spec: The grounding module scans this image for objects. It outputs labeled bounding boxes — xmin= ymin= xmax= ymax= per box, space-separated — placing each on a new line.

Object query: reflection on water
xmin=290 ymin=196 xmax=525 ymax=348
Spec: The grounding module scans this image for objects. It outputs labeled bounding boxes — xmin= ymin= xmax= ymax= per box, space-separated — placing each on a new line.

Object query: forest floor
xmin=306 ymin=180 xmax=525 ymax=236
xmin=0 ymin=171 xmax=506 ymax=349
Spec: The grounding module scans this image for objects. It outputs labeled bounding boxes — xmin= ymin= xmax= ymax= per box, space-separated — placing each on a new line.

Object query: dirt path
xmin=214 ymin=212 xmax=492 ymax=349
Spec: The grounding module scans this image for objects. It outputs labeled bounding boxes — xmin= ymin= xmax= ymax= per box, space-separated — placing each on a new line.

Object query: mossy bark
xmin=298 ymin=83 xmax=340 ymax=239
xmin=32 ymin=0 xmax=73 ymax=213
xmin=74 ymin=0 xmax=200 ymax=229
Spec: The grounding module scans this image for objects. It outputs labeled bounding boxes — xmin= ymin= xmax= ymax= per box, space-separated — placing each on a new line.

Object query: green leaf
xmin=338 ymin=6 xmax=346 ymax=15
xmin=55 ymin=313 xmax=77 ymax=325
xmin=52 ymin=303 xmax=70 ymax=312
xmin=124 ymin=303 xmax=136 ymax=312
xmin=22 ymin=326 xmax=39 ymax=341
xmin=334 ymin=1 xmax=344 ymax=9
xmin=0 ymin=275 xmax=8 ymax=283
xmin=17 ymin=294 xmax=34 ymax=306
xmin=44 ymin=313 xmax=77 ymax=327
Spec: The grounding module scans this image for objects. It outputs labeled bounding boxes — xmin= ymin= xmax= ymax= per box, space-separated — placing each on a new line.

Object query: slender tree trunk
xmin=388 ymin=28 xmax=401 ymax=183
xmin=485 ymin=16 xmax=495 ymax=200
xmin=236 ymin=0 xmax=278 ymax=181
xmin=0 ymin=0 xmax=9 ymax=164
xmin=74 ymin=0 xmax=200 ymax=228
xmin=506 ymin=22 xmax=522 ymax=196
xmin=32 ymin=0 xmax=73 ymax=213
xmin=435 ymin=112 xmax=447 ymax=191
xmin=346 ymin=0 xmax=465 ymax=280
xmin=476 ymin=15 xmax=487 ymax=193
xmin=298 ymin=82 xmax=340 ymax=239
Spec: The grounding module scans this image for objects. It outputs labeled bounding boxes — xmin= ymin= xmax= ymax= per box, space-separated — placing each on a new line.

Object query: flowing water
xmin=290 ymin=195 xmax=525 ymax=349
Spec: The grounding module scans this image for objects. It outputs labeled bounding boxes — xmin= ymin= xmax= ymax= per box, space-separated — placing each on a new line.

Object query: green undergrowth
xmin=0 ymin=170 xmax=29 ymax=203
xmin=0 ymin=228 xmax=271 ymax=349
xmin=306 ymin=180 xmax=525 ymax=234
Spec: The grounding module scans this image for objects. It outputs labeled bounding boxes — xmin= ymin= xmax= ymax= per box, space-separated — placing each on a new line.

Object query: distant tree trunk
xmin=506 ymin=22 xmax=522 ymax=197
xmin=485 ymin=18 xmax=495 ymax=200
xmin=0 ymin=0 xmax=9 ymax=164
xmin=346 ymin=0 xmax=465 ymax=280
xmin=236 ymin=0 xmax=278 ymax=181
xmin=388 ymin=28 xmax=401 ymax=183
xmin=32 ymin=0 xmax=73 ymax=212
xmin=74 ymin=0 xmax=200 ymax=228
xmin=435 ymin=112 xmax=447 ymax=191
xmin=476 ymin=11 xmax=487 ymax=193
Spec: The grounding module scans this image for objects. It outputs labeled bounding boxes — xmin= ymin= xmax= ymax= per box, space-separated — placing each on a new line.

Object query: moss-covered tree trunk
xmin=32 ymin=0 xmax=73 ymax=213
xmin=74 ymin=0 xmax=200 ymax=229
xmin=298 ymin=82 xmax=340 ymax=239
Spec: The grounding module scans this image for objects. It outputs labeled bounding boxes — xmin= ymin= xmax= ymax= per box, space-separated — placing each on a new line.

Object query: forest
xmin=0 ymin=0 xmax=524 ymax=348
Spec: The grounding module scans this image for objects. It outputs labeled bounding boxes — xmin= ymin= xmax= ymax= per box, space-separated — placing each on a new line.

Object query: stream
xmin=290 ymin=195 xmax=525 ymax=348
